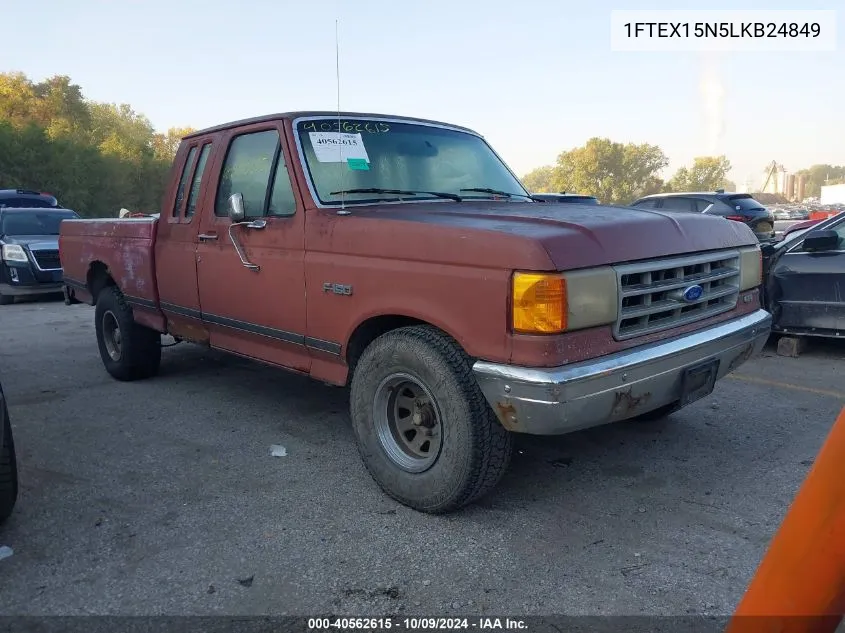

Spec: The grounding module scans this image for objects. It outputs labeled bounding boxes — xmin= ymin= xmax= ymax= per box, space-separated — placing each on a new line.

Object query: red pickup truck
xmin=59 ymin=111 xmax=772 ymax=513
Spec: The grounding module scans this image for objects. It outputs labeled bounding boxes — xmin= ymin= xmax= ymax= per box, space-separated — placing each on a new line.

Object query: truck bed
xmin=59 ymin=218 xmax=163 ymax=329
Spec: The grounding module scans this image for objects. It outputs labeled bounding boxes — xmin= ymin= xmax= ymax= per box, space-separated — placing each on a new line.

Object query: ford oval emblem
xmin=682 ymin=284 xmax=704 ymax=302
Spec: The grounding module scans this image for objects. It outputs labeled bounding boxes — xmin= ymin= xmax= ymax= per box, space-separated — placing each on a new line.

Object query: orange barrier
xmin=809 ymin=211 xmax=839 ymax=222
xmin=726 ymin=406 xmax=845 ymax=633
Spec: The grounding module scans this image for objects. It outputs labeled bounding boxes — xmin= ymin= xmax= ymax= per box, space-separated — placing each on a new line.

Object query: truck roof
xmin=183 ymin=111 xmax=479 ymax=140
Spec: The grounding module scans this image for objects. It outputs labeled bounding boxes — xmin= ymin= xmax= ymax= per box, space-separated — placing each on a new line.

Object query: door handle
xmin=198 ymin=232 xmax=218 ymax=242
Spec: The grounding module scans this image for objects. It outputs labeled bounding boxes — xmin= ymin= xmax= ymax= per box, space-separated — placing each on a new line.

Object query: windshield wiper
xmin=459 ymin=187 xmax=539 ymax=201
xmin=329 ymin=188 xmax=462 ymax=202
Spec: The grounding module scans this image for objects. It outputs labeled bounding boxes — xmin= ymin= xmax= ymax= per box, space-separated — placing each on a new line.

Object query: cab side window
xmin=216 ymin=129 xmax=298 ymax=218
xmin=172 ymin=146 xmax=198 ymax=216
xmin=185 ymin=143 xmax=212 ymax=218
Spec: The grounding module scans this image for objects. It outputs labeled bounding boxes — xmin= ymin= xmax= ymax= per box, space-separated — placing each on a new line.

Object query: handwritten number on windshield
xmin=301 ymin=121 xmax=390 ymax=134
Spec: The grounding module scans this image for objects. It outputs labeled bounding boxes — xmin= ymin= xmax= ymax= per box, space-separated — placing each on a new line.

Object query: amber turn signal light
xmin=511 ymin=272 xmax=567 ymax=334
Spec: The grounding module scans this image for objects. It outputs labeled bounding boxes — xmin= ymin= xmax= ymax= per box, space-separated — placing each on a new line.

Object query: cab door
xmin=194 ymin=122 xmax=310 ymax=372
xmin=154 ymin=139 xmax=213 ymax=343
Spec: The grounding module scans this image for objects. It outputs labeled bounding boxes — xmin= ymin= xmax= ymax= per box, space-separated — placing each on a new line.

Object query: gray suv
xmin=630 ymin=191 xmax=775 ymax=240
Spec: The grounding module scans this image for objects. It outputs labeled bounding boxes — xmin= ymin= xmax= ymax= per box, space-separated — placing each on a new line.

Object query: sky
xmin=2 ymin=0 xmax=843 ymax=187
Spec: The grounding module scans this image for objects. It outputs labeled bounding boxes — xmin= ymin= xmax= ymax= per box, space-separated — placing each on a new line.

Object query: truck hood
xmin=1 ymin=234 xmax=59 ymax=250
xmin=328 ymin=201 xmax=757 ymax=270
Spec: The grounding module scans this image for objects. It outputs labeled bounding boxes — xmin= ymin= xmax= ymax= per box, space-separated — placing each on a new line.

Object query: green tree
xmin=666 ymin=156 xmax=732 ymax=192
xmin=0 ymin=71 xmax=192 ymax=217
xmin=521 ymin=165 xmax=556 ymax=193
xmin=547 ymin=137 xmax=668 ymax=204
xmin=152 ymin=126 xmax=196 ymax=161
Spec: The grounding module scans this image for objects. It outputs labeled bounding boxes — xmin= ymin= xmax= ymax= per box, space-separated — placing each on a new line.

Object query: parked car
xmin=0 ymin=189 xmax=61 ymax=209
xmin=531 ymin=193 xmax=599 ymax=204
xmin=630 ymin=191 xmax=776 ymax=240
xmin=0 ymin=376 xmax=17 ymax=524
xmin=0 ymin=207 xmax=81 ymax=305
xmin=762 ymin=211 xmax=845 ymax=338
xmin=59 ymin=110 xmax=771 ymax=513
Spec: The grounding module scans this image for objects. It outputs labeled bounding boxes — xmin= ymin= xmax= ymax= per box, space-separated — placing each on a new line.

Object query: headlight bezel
xmin=1 ymin=244 xmax=28 ymax=263
xmin=738 ymin=245 xmax=763 ymax=291
xmin=510 ymin=266 xmax=618 ymax=335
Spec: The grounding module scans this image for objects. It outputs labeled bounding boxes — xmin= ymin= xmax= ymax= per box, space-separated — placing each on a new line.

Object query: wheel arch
xmin=345 ymin=313 xmax=465 ymax=380
xmin=86 ymin=260 xmax=116 ymax=304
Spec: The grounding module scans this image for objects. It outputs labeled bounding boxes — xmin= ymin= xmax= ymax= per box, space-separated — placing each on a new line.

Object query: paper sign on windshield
xmin=310 ymin=132 xmax=370 ymax=164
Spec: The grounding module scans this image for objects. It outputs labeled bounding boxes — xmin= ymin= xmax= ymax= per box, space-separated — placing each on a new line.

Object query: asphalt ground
xmin=1 ymin=296 xmax=843 ymax=617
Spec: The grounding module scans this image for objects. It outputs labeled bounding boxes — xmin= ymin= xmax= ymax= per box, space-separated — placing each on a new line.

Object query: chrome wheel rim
xmin=373 ymin=372 xmax=443 ymax=473
xmin=102 ymin=310 xmax=122 ymax=362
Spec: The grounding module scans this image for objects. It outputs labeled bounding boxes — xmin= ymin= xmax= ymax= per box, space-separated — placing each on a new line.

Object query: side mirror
xmin=228 ymin=193 xmax=245 ymax=222
xmin=803 ymin=229 xmax=840 ymax=252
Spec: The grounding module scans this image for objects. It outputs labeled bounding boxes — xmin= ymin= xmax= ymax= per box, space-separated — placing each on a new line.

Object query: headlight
xmin=1 ymin=244 xmax=28 ymax=263
xmin=738 ymin=245 xmax=762 ymax=291
xmin=511 ymin=267 xmax=618 ymax=334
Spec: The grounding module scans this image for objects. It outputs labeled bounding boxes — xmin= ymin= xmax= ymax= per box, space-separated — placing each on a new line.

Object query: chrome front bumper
xmin=472 ymin=309 xmax=772 ymax=435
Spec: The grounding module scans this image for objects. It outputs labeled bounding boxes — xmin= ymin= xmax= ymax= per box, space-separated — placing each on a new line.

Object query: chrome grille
xmin=31 ymin=249 xmax=61 ymax=270
xmin=612 ymin=249 xmax=740 ymax=340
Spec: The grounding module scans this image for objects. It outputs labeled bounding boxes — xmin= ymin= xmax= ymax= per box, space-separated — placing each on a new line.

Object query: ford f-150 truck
xmin=59 ymin=111 xmax=772 ymax=513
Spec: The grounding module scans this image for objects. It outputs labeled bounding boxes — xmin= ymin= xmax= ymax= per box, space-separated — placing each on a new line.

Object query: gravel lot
xmin=0 ymin=296 xmax=843 ymax=617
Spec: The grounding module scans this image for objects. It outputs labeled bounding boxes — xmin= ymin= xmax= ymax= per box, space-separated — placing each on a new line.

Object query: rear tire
xmin=349 ymin=325 xmax=513 ymax=514
xmin=0 ymin=396 xmax=18 ymax=525
xmin=95 ymin=286 xmax=161 ymax=381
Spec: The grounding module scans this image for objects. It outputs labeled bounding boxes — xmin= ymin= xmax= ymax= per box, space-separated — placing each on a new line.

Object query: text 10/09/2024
xmin=307 ymin=618 xmax=528 ymax=631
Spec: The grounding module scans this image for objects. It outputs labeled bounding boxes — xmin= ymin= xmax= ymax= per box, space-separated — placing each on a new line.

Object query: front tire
xmin=0 ymin=396 xmax=18 ymax=525
xmin=95 ymin=286 xmax=161 ymax=381
xmin=349 ymin=325 xmax=513 ymax=514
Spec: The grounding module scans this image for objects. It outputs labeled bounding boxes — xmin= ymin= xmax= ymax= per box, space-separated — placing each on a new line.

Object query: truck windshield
xmin=295 ymin=118 xmax=529 ymax=205
xmin=0 ymin=211 xmax=78 ymax=236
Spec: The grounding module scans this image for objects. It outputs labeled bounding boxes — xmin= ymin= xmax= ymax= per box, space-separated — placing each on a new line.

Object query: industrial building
xmin=757 ymin=162 xmax=808 ymax=202
xmin=821 ymin=183 xmax=845 ymax=205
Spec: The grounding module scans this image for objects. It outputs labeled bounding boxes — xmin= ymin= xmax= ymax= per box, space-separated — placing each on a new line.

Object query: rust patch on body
xmin=495 ymin=401 xmax=520 ymax=431
xmin=169 ymin=320 xmax=211 ymax=345
xmin=611 ymin=388 xmax=651 ymax=417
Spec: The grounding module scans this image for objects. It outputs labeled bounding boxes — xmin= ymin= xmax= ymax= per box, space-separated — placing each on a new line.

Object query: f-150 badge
xmin=323 ymin=282 xmax=352 ymax=296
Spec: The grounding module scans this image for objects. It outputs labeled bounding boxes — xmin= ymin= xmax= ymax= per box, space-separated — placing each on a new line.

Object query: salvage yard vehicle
xmin=531 ymin=193 xmax=600 ymax=205
xmin=630 ymin=191 xmax=776 ymax=241
xmin=762 ymin=211 xmax=845 ymax=338
xmin=1 ymin=207 xmax=81 ymax=304
xmin=58 ymin=111 xmax=772 ymax=513
xmin=0 ymin=189 xmax=61 ymax=209
xmin=0 ymin=376 xmax=18 ymax=524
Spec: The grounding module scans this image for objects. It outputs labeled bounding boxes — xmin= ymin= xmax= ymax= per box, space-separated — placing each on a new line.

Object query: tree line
xmin=1 ymin=71 xmax=841 ymax=216
xmin=521 ymin=138 xmax=843 ymax=205
xmin=0 ymin=72 xmax=194 ymax=217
